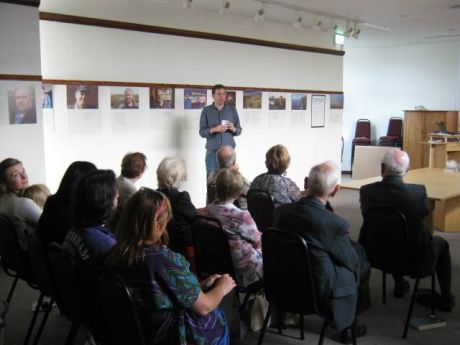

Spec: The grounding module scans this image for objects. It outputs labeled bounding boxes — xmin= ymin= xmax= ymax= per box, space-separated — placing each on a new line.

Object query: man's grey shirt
xmin=199 ymin=103 xmax=242 ymax=150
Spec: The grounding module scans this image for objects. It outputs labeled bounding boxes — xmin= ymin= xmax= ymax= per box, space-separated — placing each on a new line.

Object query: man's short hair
xmin=382 ymin=150 xmax=409 ymax=176
xmin=265 ymin=144 xmax=290 ymax=175
xmin=212 ymin=84 xmax=226 ymax=95
xmin=217 ymin=146 xmax=236 ymax=169
xmin=307 ymin=161 xmax=340 ymax=197
xmin=121 ymin=152 xmax=147 ymax=179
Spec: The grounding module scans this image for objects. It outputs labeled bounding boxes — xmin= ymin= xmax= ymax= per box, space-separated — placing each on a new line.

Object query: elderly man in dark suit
xmin=360 ymin=150 xmax=454 ymax=311
xmin=275 ymin=161 xmax=370 ymax=344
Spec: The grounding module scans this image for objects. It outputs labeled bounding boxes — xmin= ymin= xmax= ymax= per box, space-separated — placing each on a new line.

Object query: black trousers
xmin=351 ymin=241 xmax=372 ymax=314
xmin=393 ymin=236 xmax=452 ymax=296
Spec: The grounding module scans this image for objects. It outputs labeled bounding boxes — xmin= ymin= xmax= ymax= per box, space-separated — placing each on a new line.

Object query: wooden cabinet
xmin=403 ymin=111 xmax=459 ymax=169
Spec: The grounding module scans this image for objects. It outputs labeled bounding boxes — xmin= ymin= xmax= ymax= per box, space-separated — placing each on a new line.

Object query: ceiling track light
xmin=255 ymin=3 xmax=265 ymax=22
xmin=313 ymin=19 xmax=323 ymax=31
xmin=182 ymin=0 xmax=193 ymax=10
xmin=219 ymin=1 xmax=231 ymax=15
xmin=292 ymin=12 xmax=302 ymax=28
xmin=352 ymin=23 xmax=361 ymax=39
xmin=344 ymin=23 xmax=353 ymax=37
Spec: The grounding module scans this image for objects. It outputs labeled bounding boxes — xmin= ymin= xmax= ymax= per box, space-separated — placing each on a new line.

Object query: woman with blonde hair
xmin=250 ymin=144 xmax=301 ymax=208
xmin=106 ymin=188 xmax=235 ymax=345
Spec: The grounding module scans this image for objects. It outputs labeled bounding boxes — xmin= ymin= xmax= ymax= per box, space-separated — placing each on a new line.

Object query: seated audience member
xmin=0 ymin=158 xmax=42 ymax=250
xmin=117 ymin=152 xmax=147 ymax=208
xmin=274 ymin=161 xmax=370 ymax=344
xmin=359 ymin=150 xmax=454 ymax=311
xmin=203 ymin=169 xmax=263 ymax=288
xmin=23 ymin=184 xmax=50 ymax=209
xmin=156 ymin=157 xmax=196 ymax=258
xmin=63 ymin=169 xmax=117 ymax=264
xmin=37 ymin=161 xmax=97 ymax=245
xmin=250 ymin=144 xmax=301 ymax=208
xmin=105 ymin=188 xmax=236 ymax=345
xmin=207 ymin=145 xmax=251 ymax=209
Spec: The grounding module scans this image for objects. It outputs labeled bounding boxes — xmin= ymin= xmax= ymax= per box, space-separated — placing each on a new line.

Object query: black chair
xmin=192 ymin=215 xmax=263 ymax=310
xmin=247 ymin=189 xmax=274 ymax=232
xmin=360 ymin=207 xmax=435 ymax=338
xmin=47 ymin=243 xmax=88 ymax=345
xmin=258 ymin=228 xmax=357 ymax=345
xmin=25 ymin=232 xmax=56 ymax=345
xmin=97 ymin=269 xmax=146 ymax=345
xmin=0 ymin=214 xmax=48 ymax=345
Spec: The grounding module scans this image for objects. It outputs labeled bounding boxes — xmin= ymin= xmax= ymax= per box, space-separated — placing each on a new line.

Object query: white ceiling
xmin=151 ymin=0 xmax=460 ymax=47
xmin=40 ymin=0 xmax=460 ymax=48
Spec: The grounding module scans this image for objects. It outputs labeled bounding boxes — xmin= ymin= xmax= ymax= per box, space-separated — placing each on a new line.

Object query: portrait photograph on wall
xmin=111 ymin=87 xmax=139 ymax=109
xmin=184 ymin=88 xmax=207 ymax=109
xmin=150 ymin=87 xmax=175 ymax=109
xmin=291 ymin=93 xmax=308 ymax=110
xmin=8 ymin=84 xmax=37 ymax=124
xmin=269 ymin=93 xmax=286 ymax=110
xmin=225 ymin=91 xmax=237 ymax=106
xmin=67 ymin=84 xmax=99 ymax=109
xmin=243 ymin=90 xmax=262 ymax=109
xmin=41 ymin=83 xmax=53 ymax=109
xmin=330 ymin=93 xmax=344 ymax=109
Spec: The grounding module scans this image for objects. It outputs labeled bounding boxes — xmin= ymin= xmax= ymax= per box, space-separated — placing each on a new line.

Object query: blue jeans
xmin=205 ymin=149 xmax=218 ymax=177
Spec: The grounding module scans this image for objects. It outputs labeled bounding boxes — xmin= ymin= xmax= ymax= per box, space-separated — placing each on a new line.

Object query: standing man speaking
xmin=199 ymin=84 xmax=242 ymax=176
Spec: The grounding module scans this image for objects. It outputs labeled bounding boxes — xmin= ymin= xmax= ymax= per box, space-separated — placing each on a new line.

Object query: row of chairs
xmin=0 ymin=214 xmax=149 ymax=345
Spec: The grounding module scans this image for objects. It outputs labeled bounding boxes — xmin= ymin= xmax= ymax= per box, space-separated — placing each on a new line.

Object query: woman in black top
xmin=156 ymin=157 xmax=196 ymax=259
xmin=37 ymin=161 xmax=97 ymax=244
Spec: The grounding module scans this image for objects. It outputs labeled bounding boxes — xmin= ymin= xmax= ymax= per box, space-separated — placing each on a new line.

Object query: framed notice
xmin=311 ymin=94 xmax=326 ymax=128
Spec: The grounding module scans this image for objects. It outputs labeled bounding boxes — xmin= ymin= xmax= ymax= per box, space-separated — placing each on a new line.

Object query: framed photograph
xmin=225 ymin=91 xmax=237 ymax=106
xmin=184 ymin=88 xmax=207 ymax=109
xmin=269 ymin=93 xmax=286 ymax=110
xmin=330 ymin=93 xmax=344 ymax=109
xmin=150 ymin=87 xmax=175 ymax=109
xmin=111 ymin=87 xmax=139 ymax=109
xmin=243 ymin=90 xmax=262 ymax=109
xmin=291 ymin=93 xmax=307 ymax=110
xmin=67 ymin=84 xmax=99 ymax=109
xmin=8 ymin=84 xmax=37 ymax=124
xmin=41 ymin=84 xmax=53 ymax=109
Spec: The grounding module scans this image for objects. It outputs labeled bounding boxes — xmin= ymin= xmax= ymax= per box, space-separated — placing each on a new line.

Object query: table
xmin=341 ymin=168 xmax=460 ymax=232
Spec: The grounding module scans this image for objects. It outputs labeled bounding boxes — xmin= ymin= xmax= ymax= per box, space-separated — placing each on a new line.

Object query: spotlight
xmin=332 ymin=24 xmax=338 ymax=32
xmin=352 ymin=23 xmax=361 ymax=39
xmin=219 ymin=1 xmax=231 ymax=15
xmin=255 ymin=3 xmax=265 ymax=22
xmin=344 ymin=24 xmax=353 ymax=37
xmin=182 ymin=0 xmax=193 ymax=10
xmin=313 ymin=20 xmax=323 ymax=31
xmin=292 ymin=14 xmax=302 ymax=28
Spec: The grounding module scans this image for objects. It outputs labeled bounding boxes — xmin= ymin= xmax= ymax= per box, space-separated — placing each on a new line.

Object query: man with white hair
xmin=207 ymin=145 xmax=250 ymax=208
xmin=275 ymin=161 xmax=370 ymax=344
xmin=360 ymin=150 xmax=454 ymax=311
xmin=9 ymin=86 xmax=37 ymax=124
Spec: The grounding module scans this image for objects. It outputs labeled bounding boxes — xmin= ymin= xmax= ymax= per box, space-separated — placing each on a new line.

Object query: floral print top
xmin=203 ymin=202 xmax=263 ymax=287
xmin=250 ymin=173 xmax=301 ymax=208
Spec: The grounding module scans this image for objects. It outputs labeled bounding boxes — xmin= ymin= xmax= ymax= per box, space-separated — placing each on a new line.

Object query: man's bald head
xmin=381 ymin=150 xmax=410 ymax=177
xmin=217 ymin=145 xmax=236 ymax=169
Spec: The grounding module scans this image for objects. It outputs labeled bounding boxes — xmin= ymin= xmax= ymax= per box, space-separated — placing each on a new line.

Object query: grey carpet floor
xmin=1 ymin=188 xmax=459 ymax=344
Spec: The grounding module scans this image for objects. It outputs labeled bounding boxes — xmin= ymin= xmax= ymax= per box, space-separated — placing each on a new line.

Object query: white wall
xmin=39 ymin=19 xmax=344 ymax=207
xmin=0 ymin=3 xmax=46 ymax=185
xmin=342 ymin=41 xmax=460 ymax=171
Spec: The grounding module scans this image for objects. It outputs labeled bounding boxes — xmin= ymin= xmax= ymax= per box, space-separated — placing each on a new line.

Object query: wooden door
xmin=403 ymin=111 xmax=425 ymax=169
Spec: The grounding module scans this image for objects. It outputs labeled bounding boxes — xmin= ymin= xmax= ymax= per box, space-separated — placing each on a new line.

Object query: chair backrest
xmin=97 ymin=269 xmax=146 ymax=345
xmin=247 ymin=189 xmax=274 ymax=232
xmin=0 ymin=214 xmax=30 ymax=281
xmin=354 ymin=119 xmax=371 ymax=139
xmin=192 ymin=215 xmax=235 ymax=280
xmin=26 ymin=232 xmax=55 ymax=297
xmin=387 ymin=117 xmax=403 ymax=137
xmin=47 ymin=242 xmax=87 ymax=323
xmin=262 ymin=228 xmax=319 ymax=315
xmin=360 ymin=207 xmax=411 ymax=275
